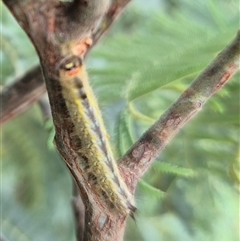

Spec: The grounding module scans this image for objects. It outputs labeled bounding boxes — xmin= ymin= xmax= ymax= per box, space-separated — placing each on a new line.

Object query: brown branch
xmin=118 ymin=30 xmax=240 ymax=192
xmin=0 ymin=66 xmax=45 ymax=124
xmin=0 ymin=0 xmax=132 ymax=125
xmin=72 ymin=183 xmax=85 ymax=241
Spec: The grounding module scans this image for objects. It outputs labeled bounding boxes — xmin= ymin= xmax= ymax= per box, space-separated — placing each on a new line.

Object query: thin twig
xmin=118 ymin=30 xmax=240 ymax=192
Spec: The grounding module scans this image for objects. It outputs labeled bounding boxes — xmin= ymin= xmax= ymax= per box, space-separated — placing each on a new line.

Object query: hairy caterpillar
xmin=57 ymin=55 xmax=135 ymax=216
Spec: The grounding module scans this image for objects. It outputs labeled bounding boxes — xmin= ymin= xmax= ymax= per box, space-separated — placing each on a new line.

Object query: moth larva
xmin=57 ymin=56 xmax=135 ymax=216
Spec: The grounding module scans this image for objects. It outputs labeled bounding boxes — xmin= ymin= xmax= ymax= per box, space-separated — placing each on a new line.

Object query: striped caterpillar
xmin=57 ymin=55 xmax=135 ymax=216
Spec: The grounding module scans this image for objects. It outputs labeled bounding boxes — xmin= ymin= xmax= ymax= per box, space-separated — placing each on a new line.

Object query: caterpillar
xmin=57 ymin=55 xmax=135 ymax=216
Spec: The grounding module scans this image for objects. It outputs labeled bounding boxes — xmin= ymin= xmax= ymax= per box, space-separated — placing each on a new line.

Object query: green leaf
xmin=153 ymin=162 xmax=197 ymax=177
xmin=114 ymin=109 xmax=134 ymax=157
xmin=138 ymin=180 xmax=166 ymax=199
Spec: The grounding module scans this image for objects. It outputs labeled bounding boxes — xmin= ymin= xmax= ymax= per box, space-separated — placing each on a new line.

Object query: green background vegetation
xmin=1 ymin=0 xmax=239 ymax=240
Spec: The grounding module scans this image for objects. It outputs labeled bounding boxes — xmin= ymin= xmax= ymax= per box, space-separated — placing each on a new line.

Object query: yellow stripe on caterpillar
xmin=57 ymin=55 xmax=136 ymax=216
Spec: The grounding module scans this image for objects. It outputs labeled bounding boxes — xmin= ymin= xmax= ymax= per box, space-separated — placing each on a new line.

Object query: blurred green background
xmin=1 ymin=0 xmax=239 ymax=240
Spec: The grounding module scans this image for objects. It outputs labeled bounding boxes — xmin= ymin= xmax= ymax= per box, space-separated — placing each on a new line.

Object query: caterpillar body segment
xmin=57 ymin=56 xmax=136 ymax=216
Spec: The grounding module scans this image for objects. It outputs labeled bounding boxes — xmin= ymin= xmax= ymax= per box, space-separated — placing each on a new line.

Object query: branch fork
xmin=2 ymin=0 xmax=240 ymax=240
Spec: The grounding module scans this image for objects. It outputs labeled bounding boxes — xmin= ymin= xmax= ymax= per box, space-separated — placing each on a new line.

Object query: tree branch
xmin=118 ymin=30 xmax=240 ymax=192
xmin=0 ymin=66 xmax=45 ymax=124
xmin=72 ymin=183 xmax=85 ymax=241
xmin=0 ymin=0 xmax=132 ymax=125
xmin=2 ymin=1 xmax=134 ymax=240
